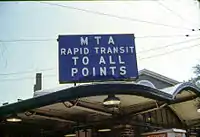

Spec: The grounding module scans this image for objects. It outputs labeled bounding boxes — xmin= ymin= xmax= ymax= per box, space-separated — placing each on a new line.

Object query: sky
xmin=0 ymin=0 xmax=200 ymax=104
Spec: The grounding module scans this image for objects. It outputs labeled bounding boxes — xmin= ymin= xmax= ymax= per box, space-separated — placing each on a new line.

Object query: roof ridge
xmin=139 ymin=69 xmax=180 ymax=85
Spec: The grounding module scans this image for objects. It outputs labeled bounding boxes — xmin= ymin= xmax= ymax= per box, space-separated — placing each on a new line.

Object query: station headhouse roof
xmin=139 ymin=69 xmax=180 ymax=86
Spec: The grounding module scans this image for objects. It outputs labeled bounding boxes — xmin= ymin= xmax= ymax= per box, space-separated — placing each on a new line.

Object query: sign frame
xmin=58 ymin=34 xmax=138 ymax=84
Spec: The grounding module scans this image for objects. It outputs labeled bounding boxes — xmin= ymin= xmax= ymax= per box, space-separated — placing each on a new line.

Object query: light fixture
xmin=196 ymin=98 xmax=200 ymax=113
xmin=103 ymin=95 xmax=120 ymax=106
xmin=64 ymin=134 xmax=76 ymax=137
xmin=197 ymin=102 xmax=200 ymax=113
xmin=147 ymin=117 xmax=151 ymax=121
xmin=197 ymin=108 xmax=200 ymax=113
xmin=98 ymin=129 xmax=111 ymax=132
xmin=6 ymin=114 xmax=22 ymax=122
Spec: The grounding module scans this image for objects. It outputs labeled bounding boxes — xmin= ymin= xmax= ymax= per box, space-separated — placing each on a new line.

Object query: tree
xmin=191 ymin=64 xmax=200 ymax=88
xmin=194 ymin=64 xmax=200 ymax=76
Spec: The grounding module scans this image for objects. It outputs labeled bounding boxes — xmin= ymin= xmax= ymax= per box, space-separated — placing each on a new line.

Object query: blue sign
xmin=58 ymin=34 xmax=138 ymax=83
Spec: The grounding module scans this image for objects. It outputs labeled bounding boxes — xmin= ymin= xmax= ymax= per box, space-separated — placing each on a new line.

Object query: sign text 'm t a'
xmin=58 ymin=34 xmax=138 ymax=83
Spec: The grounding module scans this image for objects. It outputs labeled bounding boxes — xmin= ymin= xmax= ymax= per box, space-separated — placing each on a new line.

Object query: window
xmin=137 ymin=80 xmax=156 ymax=89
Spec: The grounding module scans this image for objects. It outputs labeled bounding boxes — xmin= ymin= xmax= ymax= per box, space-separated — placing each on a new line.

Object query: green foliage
xmin=193 ymin=64 xmax=200 ymax=76
xmin=191 ymin=64 xmax=200 ymax=87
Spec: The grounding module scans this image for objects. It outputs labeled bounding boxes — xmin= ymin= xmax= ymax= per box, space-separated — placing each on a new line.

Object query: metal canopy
xmin=1 ymin=82 xmax=200 ymax=136
xmin=0 ymin=82 xmax=173 ymax=117
xmin=163 ymin=82 xmax=200 ymax=127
